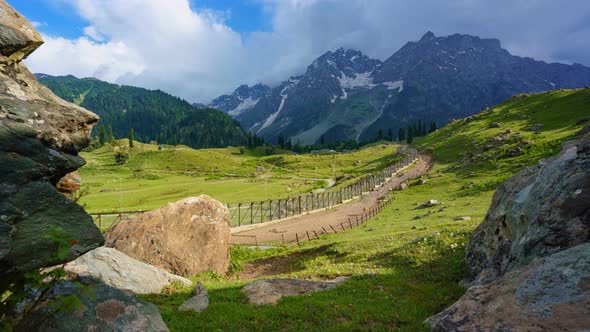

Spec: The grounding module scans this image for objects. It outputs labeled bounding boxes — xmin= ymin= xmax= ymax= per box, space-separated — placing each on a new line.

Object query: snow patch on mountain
xmin=382 ymin=80 xmax=404 ymax=92
xmin=228 ymin=97 xmax=259 ymax=116
xmin=258 ymin=84 xmax=293 ymax=132
xmin=338 ymin=71 xmax=376 ymax=90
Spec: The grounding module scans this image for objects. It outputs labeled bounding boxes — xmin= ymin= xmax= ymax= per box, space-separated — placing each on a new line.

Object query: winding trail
xmin=231 ymin=153 xmax=433 ymax=245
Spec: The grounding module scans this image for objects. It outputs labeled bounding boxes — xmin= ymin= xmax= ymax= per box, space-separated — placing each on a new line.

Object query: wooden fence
xmin=90 ymin=147 xmax=418 ymax=231
xmin=226 ymin=148 xmax=418 ymax=226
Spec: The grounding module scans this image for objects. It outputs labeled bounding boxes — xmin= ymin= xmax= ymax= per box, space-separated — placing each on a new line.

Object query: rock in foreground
xmin=22 ymin=281 xmax=169 ymax=332
xmin=62 ymin=247 xmax=192 ymax=295
xmin=242 ymin=277 xmax=349 ymax=305
xmin=105 ymin=195 xmax=231 ymax=276
xmin=466 ymin=134 xmax=589 ymax=285
xmin=427 ymin=244 xmax=590 ymax=332
xmin=428 ymin=134 xmax=590 ymax=331
xmin=0 ymin=0 xmax=102 ymax=279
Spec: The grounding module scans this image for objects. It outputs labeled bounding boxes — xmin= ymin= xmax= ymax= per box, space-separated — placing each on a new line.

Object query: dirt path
xmin=231 ymin=153 xmax=433 ymax=245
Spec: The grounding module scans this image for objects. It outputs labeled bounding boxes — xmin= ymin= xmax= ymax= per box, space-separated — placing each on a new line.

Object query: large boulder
xmin=0 ymin=0 xmax=102 ymax=280
xmin=242 ymin=277 xmax=349 ymax=305
xmin=105 ymin=195 xmax=231 ymax=276
xmin=465 ymin=135 xmax=589 ymax=285
xmin=61 ymin=247 xmax=192 ymax=295
xmin=428 ymin=135 xmax=590 ymax=331
xmin=427 ymin=244 xmax=590 ymax=331
xmin=21 ymin=280 xmax=169 ymax=332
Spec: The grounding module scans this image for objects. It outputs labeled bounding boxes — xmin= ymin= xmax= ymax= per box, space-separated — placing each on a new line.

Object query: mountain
xmin=211 ymin=32 xmax=590 ymax=144
xmin=36 ymin=74 xmax=248 ymax=149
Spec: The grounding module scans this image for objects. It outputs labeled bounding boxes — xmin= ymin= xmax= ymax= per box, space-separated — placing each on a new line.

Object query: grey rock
xmin=489 ymin=122 xmax=501 ymax=128
xmin=394 ymin=182 xmax=408 ymax=191
xmin=416 ymin=199 xmax=442 ymax=209
xmin=61 ymin=247 xmax=192 ymax=295
xmin=178 ymin=282 xmax=209 ymax=313
xmin=242 ymin=277 xmax=349 ymax=305
xmin=465 ymin=134 xmax=590 ymax=285
xmin=427 ymin=244 xmax=590 ymax=332
xmin=22 ymin=281 xmax=169 ymax=332
xmin=0 ymin=0 xmax=102 ymax=280
xmin=453 ymin=216 xmax=471 ymax=221
xmin=531 ymin=123 xmax=545 ymax=131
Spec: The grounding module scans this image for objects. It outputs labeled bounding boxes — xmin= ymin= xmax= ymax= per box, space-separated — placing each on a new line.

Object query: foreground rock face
xmin=62 ymin=247 xmax=192 ymax=295
xmin=466 ymin=135 xmax=589 ymax=285
xmin=242 ymin=277 xmax=349 ymax=305
xmin=429 ymin=135 xmax=590 ymax=331
xmin=0 ymin=0 xmax=102 ymax=279
xmin=428 ymin=244 xmax=590 ymax=332
xmin=22 ymin=281 xmax=169 ymax=332
xmin=105 ymin=195 xmax=231 ymax=276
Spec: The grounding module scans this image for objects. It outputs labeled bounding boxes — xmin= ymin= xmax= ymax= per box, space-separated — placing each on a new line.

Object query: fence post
xmin=260 ymin=201 xmax=263 ymax=223
xmin=250 ymin=202 xmax=254 ymax=224
xmin=340 ymin=222 xmax=345 ymax=230
xmin=313 ymin=230 xmax=320 ymax=240
xmin=296 ymin=233 xmax=300 ymax=246
xmin=330 ymin=225 xmax=338 ymax=233
xmin=282 ymin=234 xmax=285 ymax=244
xmin=269 ymin=200 xmax=272 ymax=221
xmin=298 ymin=196 xmax=302 ymax=214
xmin=349 ymin=218 xmax=353 ymax=229
xmin=306 ymin=231 xmax=311 ymax=241
xmin=98 ymin=214 xmax=102 ymax=230
xmin=238 ymin=203 xmax=242 ymax=226
xmin=322 ymin=226 xmax=328 ymax=234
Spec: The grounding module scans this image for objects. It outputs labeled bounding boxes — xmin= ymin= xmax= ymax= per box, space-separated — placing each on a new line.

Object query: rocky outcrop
xmin=427 ymin=244 xmax=590 ymax=332
xmin=178 ymin=282 xmax=209 ymax=313
xmin=21 ymin=280 xmax=169 ymax=332
xmin=105 ymin=195 xmax=231 ymax=276
xmin=428 ymin=135 xmax=590 ymax=331
xmin=241 ymin=277 xmax=349 ymax=305
xmin=61 ymin=247 xmax=192 ymax=295
xmin=56 ymin=171 xmax=82 ymax=194
xmin=465 ymin=135 xmax=589 ymax=285
xmin=0 ymin=0 xmax=102 ymax=279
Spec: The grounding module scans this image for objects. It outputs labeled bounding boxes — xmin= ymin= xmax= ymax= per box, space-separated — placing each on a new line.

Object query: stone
xmin=0 ymin=0 xmax=102 ymax=280
xmin=416 ymin=199 xmax=442 ymax=209
xmin=465 ymin=134 xmax=590 ymax=285
xmin=427 ymin=244 xmax=590 ymax=332
xmin=61 ymin=247 xmax=192 ymax=295
xmin=56 ymin=171 xmax=82 ymax=194
xmin=242 ymin=277 xmax=349 ymax=305
xmin=453 ymin=216 xmax=471 ymax=221
xmin=0 ymin=1 xmax=43 ymax=62
xmin=105 ymin=195 xmax=231 ymax=276
xmin=21 ymin=280 xmax=169 ymax=332
xmin=417 ymin=179 xmax=428 ymax=185
xmin=178 ymin=282 xmax=209 ymax=313
xmin=530 ymin=123 xmax=545 ymax=131
xmin=488 ymin=122 xmax=501 ymax=128
xmin=394 ymin=182 xmax=408 ymax=191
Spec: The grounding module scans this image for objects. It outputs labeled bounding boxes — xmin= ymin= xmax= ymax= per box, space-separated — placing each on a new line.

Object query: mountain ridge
xmin=209 ymin=31 xmax=590 ymax=144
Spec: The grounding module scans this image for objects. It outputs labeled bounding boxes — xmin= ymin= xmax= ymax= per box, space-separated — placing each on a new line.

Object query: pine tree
xmin=278 ymin=135 xmax=285 ymax=148
xmin=108 ymin=124 xmax=114 ymax=142
xmin=376 ymin=129 xmax=384 ymax=141
xmin=407 ymin=127 xmax=414 ymax=144
xmin=320 ymin=134 xmax=325 ymax=145
xmin=128 ymin=128 xmax=134 ymax=148
xmin=429 ymin=121 xmax=437 ymax=133
xmin=99 ymin=125 xmax=107 ymax=145
xmin=387 ymin=128 xmax=393 ymax=141
xmin=398 ymin=128 xmax=406 ymax=142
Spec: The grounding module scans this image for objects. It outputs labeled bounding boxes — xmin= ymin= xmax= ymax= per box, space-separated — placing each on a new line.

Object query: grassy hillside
xmin=38 ymin=74 xmax=248 ymax=148
xmin=140 ymin=89 xmax=590 ymax=331
xmin=78 ymin=141 xmax=403 ymax=213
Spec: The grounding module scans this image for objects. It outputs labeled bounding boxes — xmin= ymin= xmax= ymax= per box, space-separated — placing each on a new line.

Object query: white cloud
xmin=24 ymin=0 xmax=590 ymax=103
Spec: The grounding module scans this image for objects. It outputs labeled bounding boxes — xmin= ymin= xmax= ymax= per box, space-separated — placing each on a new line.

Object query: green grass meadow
xmin=125 ymin=89 xmax=589 ymax=330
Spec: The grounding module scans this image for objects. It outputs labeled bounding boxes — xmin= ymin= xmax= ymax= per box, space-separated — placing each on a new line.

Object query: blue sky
xmin=14 ymin=0 xmax=271 ymax=38
xmin=12 ymin=0 xmax=590 ymax=103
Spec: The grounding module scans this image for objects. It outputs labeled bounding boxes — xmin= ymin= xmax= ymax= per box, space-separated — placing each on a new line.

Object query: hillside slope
xmin=36 ymin=74 xmax=248 ymax=149
xmin=139 ymin=88 xmax=590 ymax=331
